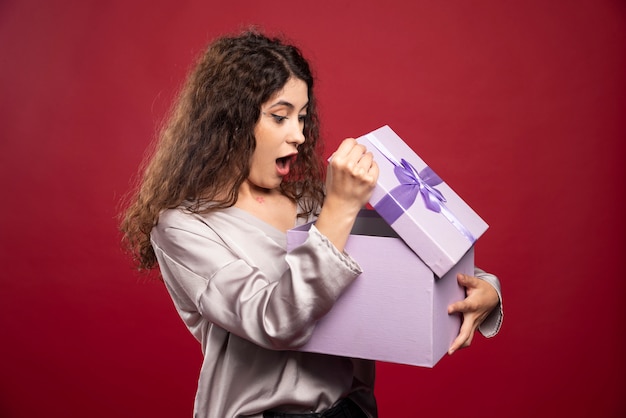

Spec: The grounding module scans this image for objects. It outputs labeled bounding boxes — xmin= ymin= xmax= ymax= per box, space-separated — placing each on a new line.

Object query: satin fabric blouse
xmin=150 ymin=205 xmax=503 ymax=418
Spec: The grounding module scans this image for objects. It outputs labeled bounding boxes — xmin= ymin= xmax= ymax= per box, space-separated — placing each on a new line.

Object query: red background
xmin=1 ymin=0 xmax=625 ymax=417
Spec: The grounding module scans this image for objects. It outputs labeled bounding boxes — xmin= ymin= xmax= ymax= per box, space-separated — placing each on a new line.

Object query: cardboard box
xmin=288 ymin=210 xmax=473 ymax=367
xmin=286 ymin=126 xmax=488 ymax=367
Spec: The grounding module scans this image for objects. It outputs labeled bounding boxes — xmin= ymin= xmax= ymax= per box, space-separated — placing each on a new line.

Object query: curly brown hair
xmin=120 ymin=30 xmax=326 ymax=270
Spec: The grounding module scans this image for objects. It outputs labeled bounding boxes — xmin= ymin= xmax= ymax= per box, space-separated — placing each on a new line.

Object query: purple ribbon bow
xmin=374 ymin=158 xmax=476 ymax=243
xmin=374 ymin=159 xmax=443 ymax=222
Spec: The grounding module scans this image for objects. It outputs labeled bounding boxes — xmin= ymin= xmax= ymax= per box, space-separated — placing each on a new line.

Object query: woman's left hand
xmin=447 ymin=273 xmax=500 ymax=355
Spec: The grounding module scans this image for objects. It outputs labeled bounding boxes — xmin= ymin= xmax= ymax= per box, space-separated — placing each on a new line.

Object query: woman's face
xmin=249 ymin=77 xmax=308 ymax=191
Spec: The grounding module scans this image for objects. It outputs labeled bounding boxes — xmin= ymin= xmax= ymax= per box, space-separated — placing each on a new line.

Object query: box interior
xmin=351 ymin=209 xmax=400 ymax=238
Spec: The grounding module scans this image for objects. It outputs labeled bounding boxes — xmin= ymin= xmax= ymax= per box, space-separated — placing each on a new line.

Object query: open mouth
xmin=276 ymin=154 xmax=297 ymax=176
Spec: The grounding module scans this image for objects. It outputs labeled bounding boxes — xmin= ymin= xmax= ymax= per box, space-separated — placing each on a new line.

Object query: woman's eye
xmin=298 ymin=114 xmax=307 ymax=123
xmin=271 ymin=114 xmax=287 ymax=123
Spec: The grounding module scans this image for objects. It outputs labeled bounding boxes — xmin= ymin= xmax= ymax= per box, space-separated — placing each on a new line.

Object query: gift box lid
xmin=356 ymin=125 xmax=488 ymax=277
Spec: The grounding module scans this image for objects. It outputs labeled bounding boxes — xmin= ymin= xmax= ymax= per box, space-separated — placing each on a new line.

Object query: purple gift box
xmin=286 ymin=126 xmax=488 ymax=367
xmin=359 ymin=125 xmax=488 ymax=277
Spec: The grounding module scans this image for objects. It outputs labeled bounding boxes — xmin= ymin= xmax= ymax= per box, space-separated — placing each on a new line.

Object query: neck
xmin=234 ymin=180 xmax=297 ymax=232
xmin=237 ymin=180 xmax=283 ymax=203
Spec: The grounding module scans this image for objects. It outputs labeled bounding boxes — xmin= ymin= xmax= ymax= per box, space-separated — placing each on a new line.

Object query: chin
xmin=252 ymin=179 xmax=282 ymax=191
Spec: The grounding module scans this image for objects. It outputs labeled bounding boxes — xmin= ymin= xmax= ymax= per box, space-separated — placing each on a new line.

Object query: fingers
xmin=331 ymin=138 xmax=377 ymax=176
xmin=456 ymin=273 xmax=480 ymax=290
xmin=327 ymin=138 xmax=379 ymax=199
xmin=332 ymin=137 xmax=360 ymax=158
xmin=448 ymin=322 xmax=475 ymax=355
xmin=447 ymin=274 xmax=474 ymax=314
xmin=447 ymin=299 xmax=467 ymax=315
xmin=447 ymin=273 xmax=481 ymax=354
xmin=448 ymin=302 xmax=480 ymax=355
xmin=355 ymin=154 xmax=378 ymax=183
xmin=448 ymin=273 xmax=500 ymax=355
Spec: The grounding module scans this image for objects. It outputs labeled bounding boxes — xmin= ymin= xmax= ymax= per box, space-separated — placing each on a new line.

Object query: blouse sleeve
xmin=150 ymin=210 xmax=362 ymax=350
xmin=474 ymin=267 xmax=504 ymax=337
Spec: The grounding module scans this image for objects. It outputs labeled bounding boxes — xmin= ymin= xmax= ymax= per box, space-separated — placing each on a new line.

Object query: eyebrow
xmin=267 ymin=100 xmax=309 ymax=112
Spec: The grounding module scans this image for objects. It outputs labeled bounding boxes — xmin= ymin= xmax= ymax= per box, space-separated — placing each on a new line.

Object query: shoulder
xmin=151 ymin=207 xmax=222 ymax=249
xmin=154 ymin=207 xmax=203 ymax=235
xmin=149 ymin=207 xmax=243 ymax=271
xmin=152 ymin=205 xmax=246 ymax=244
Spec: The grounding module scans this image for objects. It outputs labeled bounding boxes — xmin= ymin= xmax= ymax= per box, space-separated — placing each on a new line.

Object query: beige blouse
xmin=150 ymin=205 xmax=502 ymax=418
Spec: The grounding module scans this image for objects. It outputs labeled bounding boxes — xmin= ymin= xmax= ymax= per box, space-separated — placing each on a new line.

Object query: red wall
xmin=1 ymin=1 xmax=625 ymax=417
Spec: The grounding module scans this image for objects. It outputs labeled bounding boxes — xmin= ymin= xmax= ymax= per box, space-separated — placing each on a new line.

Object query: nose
xmin=288 ymin=118 xmax=306 ymax=147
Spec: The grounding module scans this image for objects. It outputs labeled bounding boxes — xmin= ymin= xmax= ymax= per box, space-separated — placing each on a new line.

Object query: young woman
xmin=121 ymin=30 xmax=502 ymax=418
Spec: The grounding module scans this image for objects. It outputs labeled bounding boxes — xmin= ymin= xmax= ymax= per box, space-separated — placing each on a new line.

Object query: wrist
xmin=315 ymin=201 xmax=359 ymax=252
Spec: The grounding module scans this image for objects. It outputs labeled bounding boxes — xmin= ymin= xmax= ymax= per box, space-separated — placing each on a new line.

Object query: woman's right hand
xmin=315 ymin=138 xmax=379 ymax=252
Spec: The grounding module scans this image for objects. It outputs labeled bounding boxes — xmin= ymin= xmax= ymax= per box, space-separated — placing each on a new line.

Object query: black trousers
xmin=263 ymin=397 xmax=367 ymax=418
